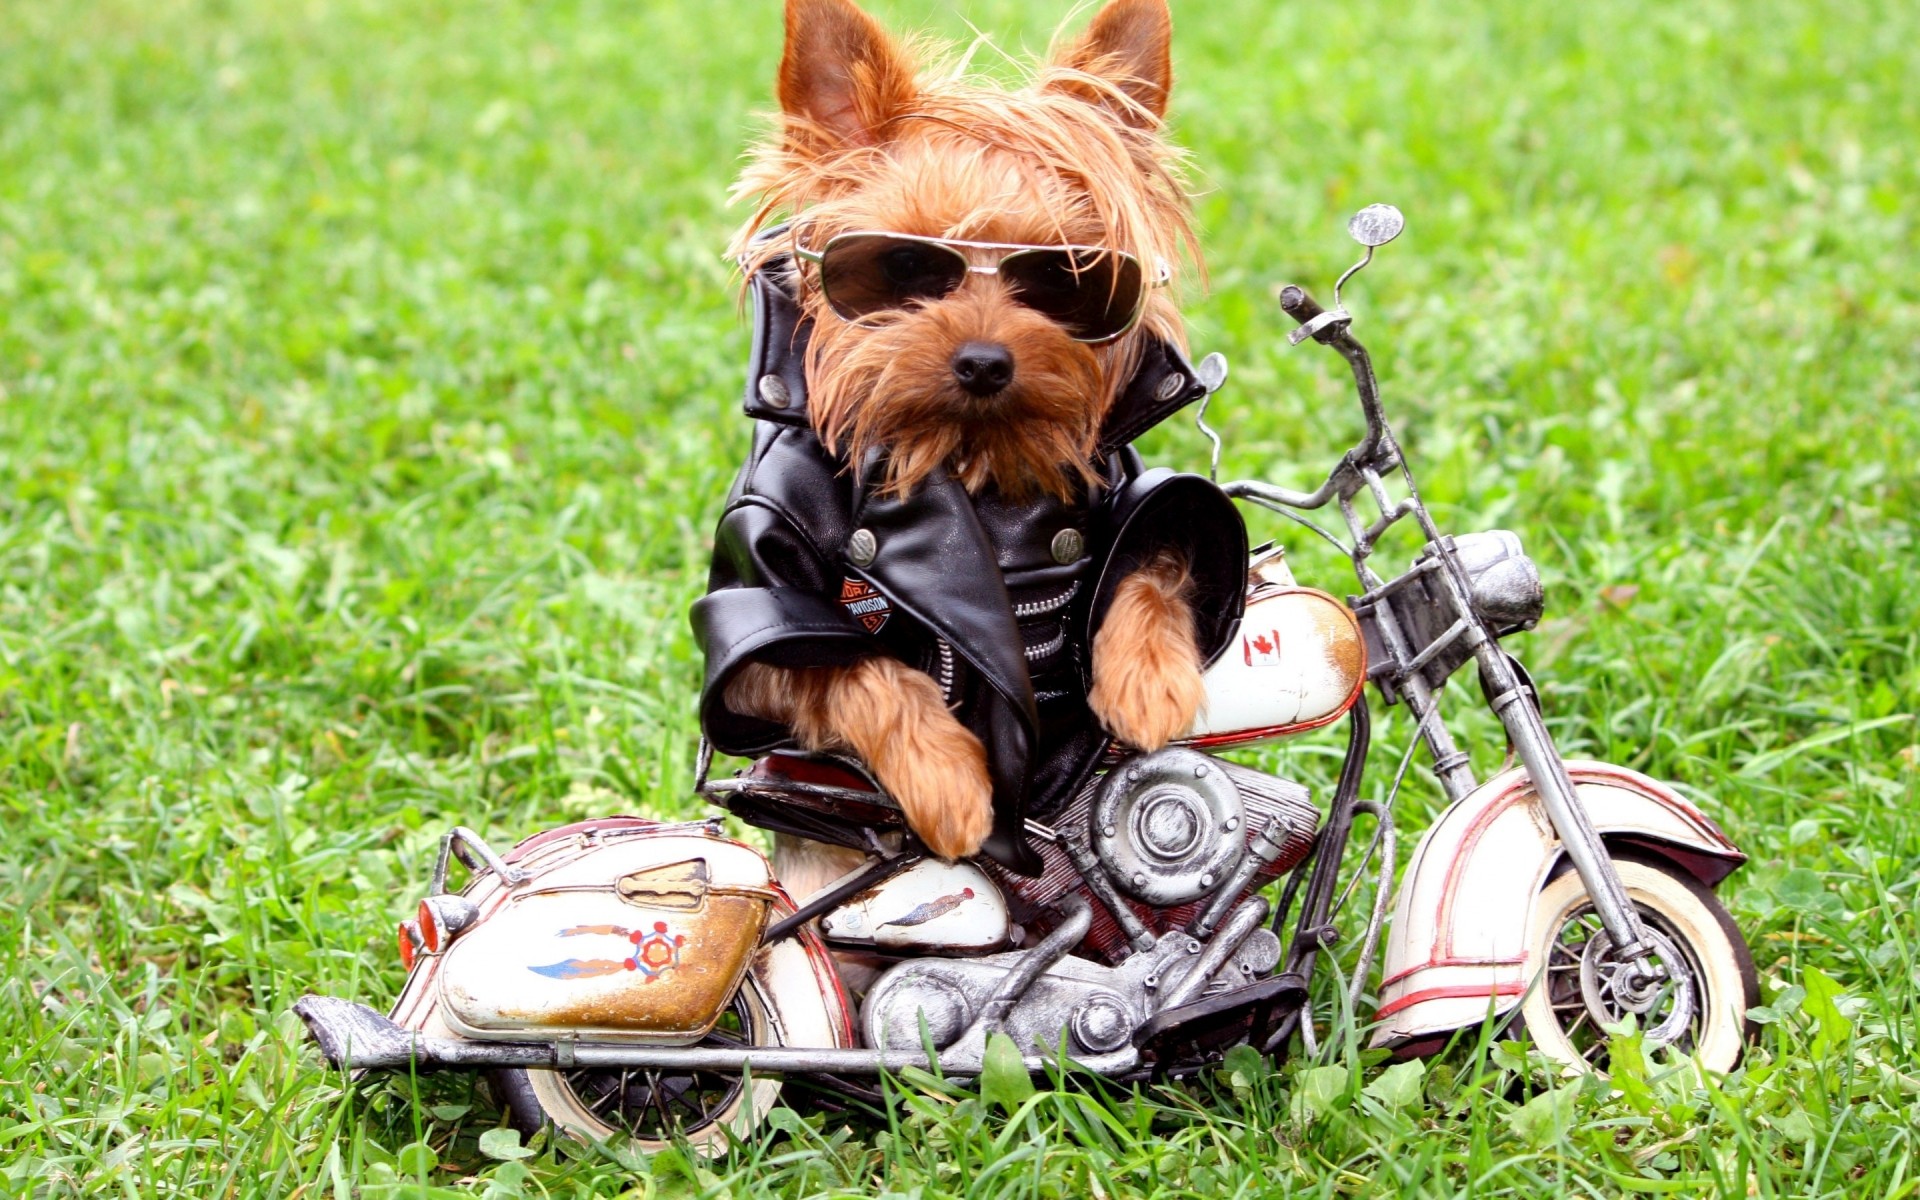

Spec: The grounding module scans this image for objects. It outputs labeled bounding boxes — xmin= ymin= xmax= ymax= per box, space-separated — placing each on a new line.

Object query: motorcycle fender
xmin=1371 ymin=760 xmax=1744 ymax=1049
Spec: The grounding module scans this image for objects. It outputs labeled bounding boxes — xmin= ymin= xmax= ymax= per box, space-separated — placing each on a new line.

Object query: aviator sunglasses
xmin=793 ymin=231 xmax=1169 ymax=344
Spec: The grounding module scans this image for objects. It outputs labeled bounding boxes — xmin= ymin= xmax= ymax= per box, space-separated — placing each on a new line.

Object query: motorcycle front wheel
xmin=490 ymin=976 xmax=783 ymax=1159
xmin=1518 ymin=854 xmax=1757 ymax=1075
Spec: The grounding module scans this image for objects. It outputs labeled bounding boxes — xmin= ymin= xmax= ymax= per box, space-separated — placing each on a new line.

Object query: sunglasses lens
xmin=1001 ymin=249 xmax=1145 ymax=342
xmin=817 ymin=235 xmax=968 ymax=320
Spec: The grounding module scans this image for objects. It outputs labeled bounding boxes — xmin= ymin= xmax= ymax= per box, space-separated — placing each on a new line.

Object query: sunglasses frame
xmin=792 ymin=230 xmax=1172 ymax=345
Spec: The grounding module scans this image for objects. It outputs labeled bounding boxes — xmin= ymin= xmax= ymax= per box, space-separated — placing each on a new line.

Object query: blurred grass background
xmin=1 ymin=0 xmax=1915 ymax=1195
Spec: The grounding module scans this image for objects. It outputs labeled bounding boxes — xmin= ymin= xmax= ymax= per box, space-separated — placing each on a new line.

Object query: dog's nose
xmin=951 ymin=342 xmax=1014 ymax=396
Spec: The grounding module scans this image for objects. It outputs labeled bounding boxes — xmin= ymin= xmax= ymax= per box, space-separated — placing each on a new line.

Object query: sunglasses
xmin=792 ymin=231 xmax=1168 ymax=344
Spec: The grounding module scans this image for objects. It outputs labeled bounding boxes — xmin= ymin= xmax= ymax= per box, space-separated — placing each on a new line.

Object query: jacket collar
xmin=739 ymin=257 xmax=1217 ymax=453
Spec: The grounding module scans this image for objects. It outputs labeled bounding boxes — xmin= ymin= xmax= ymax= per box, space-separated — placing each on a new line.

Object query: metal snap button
xmin=1050 ymin=528 xmax=1085 ymax=564
xmin=758 ymin=373 xmax=791 ymax=409
xmin=847 ymin=528 xmax=877 ymax=566
xmin=1156 ymin=372 xmax=1187 ymax=402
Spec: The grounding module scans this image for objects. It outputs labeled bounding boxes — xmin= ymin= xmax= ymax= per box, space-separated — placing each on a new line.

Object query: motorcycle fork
xmin=1352 ymin=507 xmax=1659 ymax=973
xmin=1481 ymin=675 xmax=1658 ymax=966
xmin=1389 ymin=595 xmax=1658 ymax=974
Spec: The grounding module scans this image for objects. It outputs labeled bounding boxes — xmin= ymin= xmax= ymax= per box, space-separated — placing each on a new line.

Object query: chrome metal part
xmin=1189 ymin=816 xmax=1294 ymax=938
xmin=1071 ymin=995 xmax=1134 ymax=1053
xmin=1500 ymin=681 xmax=1654 ymax=963
xmin=1329 ymin=205 xmax=1401 ymax=315
xmin=1234 ymin=928 xmax=1283 ymax=978
xmin=1059 ymin=833 xmax=1157 ymax=954
xmin=1248 ymin=542 xmax=1295 ymax=587
xmin=859 ymin=885 xmax=1281 ymax=1071
xmin=431 ymin=826 xmax=530 ymax=895
xmin=1348 ymin=203 xmax=1406 ymax=248
xmin=965 ymin=893 xmax=1092 ymax=1035
xmin=296 ymin=994 xmax=1134 ymax=1077
xmin=863 ymin=894 xmax=1161 ymax=1065
xmin=694 ymin=736 xmax=715 ymax=792
xmin=1159 ymin=896 xmax=1269 ymax=1009
xmin=418 ymin=894 xmax=481 ymax=950
xmin=1445 ymin=531 xmax=1544 ymax=630
xmin=1092 ymin=749 xmax=1246 ymax=906
xmin=700 ymin=774 xmax=896 ymax=811
xmin=1193 ymin=353 xmax=1232 ymax=480
xmin=1342 ymin=799 xmax=1396 ymax=1015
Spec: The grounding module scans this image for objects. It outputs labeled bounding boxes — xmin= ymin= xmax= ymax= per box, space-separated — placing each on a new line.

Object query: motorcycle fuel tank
xmin=435 ymin=832 xmax=776 ymax=1043
xmin=1182 ymin=584 xmax=1365 ymax=748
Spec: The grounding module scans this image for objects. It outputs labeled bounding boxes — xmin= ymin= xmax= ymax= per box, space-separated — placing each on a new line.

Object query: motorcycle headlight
xmin=1451 ymin=530 xmax=1544 ymax=631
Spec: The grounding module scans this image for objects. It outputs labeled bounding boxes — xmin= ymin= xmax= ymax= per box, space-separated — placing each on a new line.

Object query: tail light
xmin=417 ymin=895 xmax=481 ymax=953
xmin=397 ymin=919 xmax=423 ymax=970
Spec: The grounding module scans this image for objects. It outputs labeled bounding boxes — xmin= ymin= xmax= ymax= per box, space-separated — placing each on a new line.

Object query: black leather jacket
xmin=691 ymin=264 xmax=1247 ymax=874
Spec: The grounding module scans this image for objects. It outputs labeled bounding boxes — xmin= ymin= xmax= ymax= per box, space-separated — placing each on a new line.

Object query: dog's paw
xmin=1089 ymin=643 xmax=1205 ymax=750
xmin=826 ymin=657 xmax=995 ymax=860
xmin=1088 ymin=555 xmax=1205 ymax=750
xmin=875 ymin=710 xmax=995 ymax=860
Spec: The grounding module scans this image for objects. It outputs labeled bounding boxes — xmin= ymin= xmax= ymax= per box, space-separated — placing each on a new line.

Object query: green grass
xmin=2 ymin=0 xmax=1916 ymax=1194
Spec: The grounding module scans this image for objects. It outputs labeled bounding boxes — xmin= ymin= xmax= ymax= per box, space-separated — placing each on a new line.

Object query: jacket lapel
xmin=1095 ymin=336 xmax=1214 ymax=454
xmin=845 ymin=454 xmax=1040 ymax=736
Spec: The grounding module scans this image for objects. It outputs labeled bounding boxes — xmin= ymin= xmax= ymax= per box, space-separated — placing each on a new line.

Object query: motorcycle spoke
xmin=555 ymin=994 xmax=756 ymax=1141
xmin=1542 ymin=898 xmax=1712 ymax=1069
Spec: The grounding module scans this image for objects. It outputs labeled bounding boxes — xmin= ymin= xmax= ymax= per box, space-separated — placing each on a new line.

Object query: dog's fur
xmin=727 ymin=0 xmax=1205 ymax=882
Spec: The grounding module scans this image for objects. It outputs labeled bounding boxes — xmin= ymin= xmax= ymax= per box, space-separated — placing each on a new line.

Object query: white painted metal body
xmin=386 ymin=821 xmax=853 ymax=1053
xmin=1370 ymin=761 xmax=1743 ymax=1046
xmin=1182 ymin=584 xmax=1366 ymax=748
xmin=819 ymin=859 xmax=1011 ymax=953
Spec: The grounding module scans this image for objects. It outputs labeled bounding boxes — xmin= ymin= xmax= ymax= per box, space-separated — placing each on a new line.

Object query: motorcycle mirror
xmin=1347 ymin=203 xmax=1405 ymax=248
xmin=1331 ymin=203 xmax=1405 ymax=311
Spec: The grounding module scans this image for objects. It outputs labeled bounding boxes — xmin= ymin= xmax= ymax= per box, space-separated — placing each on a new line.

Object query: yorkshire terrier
xmin=723 ymin=0 xmax=1205 ymax=877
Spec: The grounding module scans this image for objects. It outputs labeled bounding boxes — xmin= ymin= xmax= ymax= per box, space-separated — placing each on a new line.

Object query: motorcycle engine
xmin=986 ymin=747 xmax=1320 ymax=963
xmin=1092 ymin=750 xmax=1252 ymax=906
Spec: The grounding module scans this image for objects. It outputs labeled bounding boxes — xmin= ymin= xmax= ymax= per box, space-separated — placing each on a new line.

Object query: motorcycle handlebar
xmin=1222 ymin=284 xmax=1395 ymax=514
xmin=1278 ymin=284 xmax=1328 ymax=328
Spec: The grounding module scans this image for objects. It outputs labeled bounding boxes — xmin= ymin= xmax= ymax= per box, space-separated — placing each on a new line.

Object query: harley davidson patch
xmin=839 ymin=576 xmax=891 ymax=634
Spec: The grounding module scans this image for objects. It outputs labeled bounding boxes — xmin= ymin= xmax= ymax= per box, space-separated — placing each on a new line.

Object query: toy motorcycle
xmin=297 ymin=206 xmax=1757 ymax=1155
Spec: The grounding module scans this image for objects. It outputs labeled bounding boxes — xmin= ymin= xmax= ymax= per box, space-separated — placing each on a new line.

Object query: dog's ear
xmin=777 ymin=0 xmax=917 ymax=154
xmin=1049 ymin=0 xmax=1174 ymax=126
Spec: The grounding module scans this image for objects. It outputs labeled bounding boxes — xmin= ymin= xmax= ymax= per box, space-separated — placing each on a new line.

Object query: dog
xmin=706 ymin=0 xmax=1214 ymax=902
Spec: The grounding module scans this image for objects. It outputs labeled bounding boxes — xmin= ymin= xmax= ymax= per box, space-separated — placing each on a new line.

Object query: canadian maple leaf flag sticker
xmin=1244 ymin=629 xmax=1283 ymax=667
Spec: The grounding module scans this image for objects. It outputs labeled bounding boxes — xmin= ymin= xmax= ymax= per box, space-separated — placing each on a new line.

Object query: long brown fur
xmin=731 ymin=0 xmax=1207 ymax=860
xmin=728 ymin=659 xmax=994 ymax=859
xmin=1086 ymin=549 xmax=1205 ymax=750
xmin=733 ymin=0 xmax=1199 ymax=501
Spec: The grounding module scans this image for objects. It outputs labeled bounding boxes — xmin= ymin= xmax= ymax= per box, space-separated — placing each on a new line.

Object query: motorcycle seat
xmin=714 ymin=752 xmax=906 ymax=851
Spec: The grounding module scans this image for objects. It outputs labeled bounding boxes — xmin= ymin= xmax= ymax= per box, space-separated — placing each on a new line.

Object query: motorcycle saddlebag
xmin=435 ymin=830 xmax=776 ymax=1043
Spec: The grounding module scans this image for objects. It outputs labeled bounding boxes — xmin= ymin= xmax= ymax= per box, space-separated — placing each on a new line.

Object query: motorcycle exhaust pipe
xmin=293 ymin=994 xmax=1137 ymax=1077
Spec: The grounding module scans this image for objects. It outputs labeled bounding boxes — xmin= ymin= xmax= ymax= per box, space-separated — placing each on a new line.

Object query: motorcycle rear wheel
xmin=1519 ymin=854 xmax=1757 ymax=1075
xmin=490 ymin=977 xmax=783 ymax=1158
